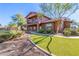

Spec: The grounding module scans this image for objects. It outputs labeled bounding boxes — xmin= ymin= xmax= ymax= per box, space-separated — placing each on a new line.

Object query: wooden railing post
xmin=37 ymin=24 xmax=39 ymax=32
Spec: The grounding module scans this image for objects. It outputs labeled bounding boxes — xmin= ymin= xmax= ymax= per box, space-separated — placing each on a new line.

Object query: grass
xmin=30 ymin=34 xmax=79 ymax=56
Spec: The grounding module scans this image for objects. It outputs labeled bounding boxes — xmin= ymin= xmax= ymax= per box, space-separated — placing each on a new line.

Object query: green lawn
xmin=30 ymin=34 xmax=79 ymax=56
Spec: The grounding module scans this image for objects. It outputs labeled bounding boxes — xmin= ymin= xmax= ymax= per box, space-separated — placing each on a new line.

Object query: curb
xmin=29 ymin=39 xmax=55 ymax=56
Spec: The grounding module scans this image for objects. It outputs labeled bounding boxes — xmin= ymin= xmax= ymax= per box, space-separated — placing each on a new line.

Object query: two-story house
xmin=25 ymin=12 xmax=72 ymax=33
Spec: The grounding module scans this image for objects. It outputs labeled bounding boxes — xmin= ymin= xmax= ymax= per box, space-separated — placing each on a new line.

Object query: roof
xmin=27 ymin=18 xmax=72 ymax=26
xmin=25 ymin=12 xmax=72 ymax=25
xmin=25 ymin=12 xmax=51 ymax=20
xmin=39 ymin=18 xmax=72 ymax=24
xmin=25 ymin=12 xmax=37 ymax=19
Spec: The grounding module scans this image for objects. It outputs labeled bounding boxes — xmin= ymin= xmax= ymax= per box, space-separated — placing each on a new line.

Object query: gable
xmin=25 ymin=12 xmax=51 ymax=19
xmin=25 ymin=12 xmax=37 ymax=19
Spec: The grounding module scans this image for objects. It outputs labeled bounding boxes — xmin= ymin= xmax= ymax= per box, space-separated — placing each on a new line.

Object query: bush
xmin=38 ymin=29 xmax=53 ymax=34
xmin=0 ymin=30 xmax=11 ymax=39
xmin=76 ymin=28 xmax=79 ymax=33
xmin=9 ymin=30 xmax=23 ymax=38
xmin=64 ymin=28 xmax=79 ymax=36
xmin=63 ymin=28 xmax=72 ymax=36
xmin=0 ymin=30 xmax=23 ymax=43
xmin=76 ymin=28 xmax=79 ymax=36
xmin=77 ymin=32 xmax=79 ymax=36
xmin=38 ymin=29 xmax=45 ymax=33
xmin=16 ymin=30 xmax=23 ymax=37
xmin=0 ymin=30 xmax=11 ymax=42
xmin=9 ymin=30 xmax=17 ymax=36
xmin=45 ymin=29 xmax=53 ymax=34
xmin=71 ymin=30 xmax=78 ymax=36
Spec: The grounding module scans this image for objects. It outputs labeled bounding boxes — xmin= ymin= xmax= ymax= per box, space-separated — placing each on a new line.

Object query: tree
xmin=8 ymin=22 xmax=17 ymax=27
xmin=40 ymin=3 xmax=79 ymax=33
xmin=37 ymin=13 xmax=45 ymax=20
xmin=11 ymin=14 xmax=27 ymax=31
xmin=36 ymin=13 xmax=44 ymax=31
xmin=40 ymin=3 xmax=78 ymax=18
xmin=0 ymin=24 xmax=1 ymax=26
xmin=8 ymin=22 xmax=18 ymax=30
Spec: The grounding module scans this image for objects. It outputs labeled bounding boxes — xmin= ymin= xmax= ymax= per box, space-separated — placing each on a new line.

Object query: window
xmin=45 ymin=23 xmax=52 ymax=30
xmin=33 ymin=26 xmax=36 ymax=30
xmin=46 ymin=23 xmax=52 ymax=27
xmin=29 ymin=27 xmax=32 ymax=31
xmin=40 ymin=26 xmax=42 ymax=29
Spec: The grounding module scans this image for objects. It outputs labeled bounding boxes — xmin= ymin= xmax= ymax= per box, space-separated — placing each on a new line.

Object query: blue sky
xmin=0 ymin=3 xmax=40 ymax=25
xmin=0 ymin=3 xmax=79 ymax=26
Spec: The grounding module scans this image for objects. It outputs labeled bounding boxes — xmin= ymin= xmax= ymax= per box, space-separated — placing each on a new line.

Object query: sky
xmin=0 ymin=3 xmax=40 ymax=25
xmin=0 ymin=3 xmax=79 ymax=26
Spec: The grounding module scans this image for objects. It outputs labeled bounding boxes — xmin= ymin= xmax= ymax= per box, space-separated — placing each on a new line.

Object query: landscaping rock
xmin=0 ymin=34 xmax=51 ymax=56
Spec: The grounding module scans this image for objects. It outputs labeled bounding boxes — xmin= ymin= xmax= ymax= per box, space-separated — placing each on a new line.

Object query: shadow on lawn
xmin=30 ymin=33 xmax=53 ymax=54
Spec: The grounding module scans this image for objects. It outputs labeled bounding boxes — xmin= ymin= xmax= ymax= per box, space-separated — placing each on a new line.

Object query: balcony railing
xmin=27 ymin=18 xmax=51 ymax=25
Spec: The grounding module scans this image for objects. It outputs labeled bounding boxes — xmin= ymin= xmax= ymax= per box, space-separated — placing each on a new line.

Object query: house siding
xmin=26 ymin=12 xmax=72 ymax=33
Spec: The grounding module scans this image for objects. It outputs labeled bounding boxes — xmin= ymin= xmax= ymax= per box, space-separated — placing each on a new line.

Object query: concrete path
xmin=54 ymin=35 xmax=79 ymax=38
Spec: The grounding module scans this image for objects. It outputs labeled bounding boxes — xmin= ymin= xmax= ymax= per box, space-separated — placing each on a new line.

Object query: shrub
xmin=9 ymin=30 xmax=23 ymax=38
xmin=38 ymin=29 xmax=45 ymax=33
xmin=63 ymin=28 xmax=72 ymax=36
xmin=0 ymin=30 xmax=11 ymax=39
xmin=16 ymin=30 xmax=23 ymax=37
xmin=76 ymin=28 xmax=79 ymax=33
xmin=77 ymin=32 xmax=79 ymax=36
xmin=71 ymin=30 xmax=78 ymax=36
xmin=76 ymin=28 xmax=79 ymax=36
xmin=45 ymin=29 xmax=53 ymax=34
xmin=0 ymin=30 xmax=23 ymax=43
xmin=0 ymin=30 xmax=11 ymax=42
xmin=9 ymin=30 xmax=17 ymax=36
xmin=38 ymin=29 xmax=53 ymax=34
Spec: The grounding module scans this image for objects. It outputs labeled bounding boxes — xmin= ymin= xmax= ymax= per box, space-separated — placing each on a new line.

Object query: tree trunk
xmin=56 ymin=25 xmax=60 ymax=34
xmin=56 ymin=20 xmax=61 ymax=34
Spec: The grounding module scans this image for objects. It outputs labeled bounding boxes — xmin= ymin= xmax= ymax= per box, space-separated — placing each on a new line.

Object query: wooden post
xmin=37 ymin=24 xmax=39 ymax=32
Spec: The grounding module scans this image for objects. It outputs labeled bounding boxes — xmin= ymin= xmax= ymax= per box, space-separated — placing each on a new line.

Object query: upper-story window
xmin=27 ymin=19 xmax=32 ymax=24
xmin=27 ymin=17 xmax=38 ymax=24
xmin=32 ymin=18 xmax=38 ymax=23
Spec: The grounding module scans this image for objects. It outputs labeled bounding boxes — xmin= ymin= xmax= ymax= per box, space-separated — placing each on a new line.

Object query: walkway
xmin=54 ymin=35 xmax=79 ymax=38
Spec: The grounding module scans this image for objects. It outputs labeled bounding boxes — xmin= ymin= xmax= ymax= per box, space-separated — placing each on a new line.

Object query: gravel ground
xmin=0 ymin=34 xmax=51 ymax=56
